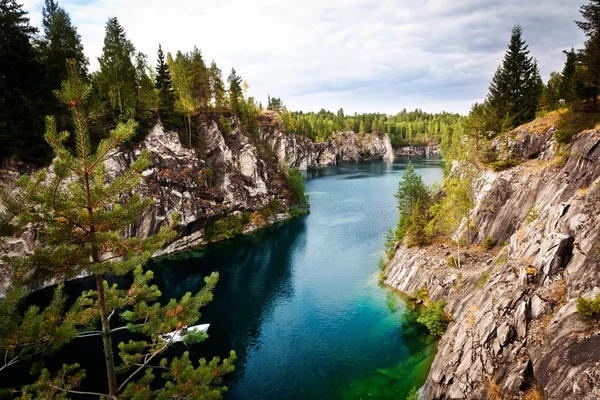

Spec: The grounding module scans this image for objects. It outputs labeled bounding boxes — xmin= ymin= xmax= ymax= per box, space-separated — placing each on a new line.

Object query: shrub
xmin=219 ymin=116 xmax=233 ymax=135
xmin=527 ymin=204 xmax=539 ymax=223
xmin=405 ymin=387 xmax=419 ymax=400
xmin=576 ymin=293 xmax=600 ymax=323
xmin=378 ymin=257 xmax=386 ymax=271
xmin=285 ymin=168 xmax=308 ymax=206
xmin=417 ymin=300 xmax=450 ymax=336
xmin=490 ymin=158 xmax=518 ymax=171
xmin=446 ymin=256 xmax=459 ymax=268
xmin=482 ymin=236 xmax=497 ymax=250
xmin=414 ymin=286 xmax=429 ymax=302
xmin=205 ymin=212 xmax=250 ymax=241
xmin=477 ymin=271 xmax=491 ymax=288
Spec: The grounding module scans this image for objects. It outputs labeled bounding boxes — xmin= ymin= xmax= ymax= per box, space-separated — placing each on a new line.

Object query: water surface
xmin=6 ymin=158 xmax=444 ymax=399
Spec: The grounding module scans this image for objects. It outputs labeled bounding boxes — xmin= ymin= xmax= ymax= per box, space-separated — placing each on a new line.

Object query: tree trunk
xmin=95 ymin=274 xmax=118 ymax=397
xmin=457 ymin=240 xmax=461 ymax=269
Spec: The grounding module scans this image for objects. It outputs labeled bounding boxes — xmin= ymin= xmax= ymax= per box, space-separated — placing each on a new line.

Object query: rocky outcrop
xmin=259 ymin=124 xmax=395 ymax=170
xmin=385 ymin=125 xmax=600 ymax=399
xmin=395 ymin=145 xmax=441 ymax=158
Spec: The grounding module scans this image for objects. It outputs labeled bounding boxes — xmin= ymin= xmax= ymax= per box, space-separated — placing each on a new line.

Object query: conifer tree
xmin=0 ymin=61 xmax=235 ymax=398
xmin=228 ymin=68 xmax=243 ymax=115
xmin=155 ymin=44 xmax=176 ymax=120
xmin=577 ymin=1 xmax=600 ymax=105
xmin=0 ymin=0 xmax=51 ymax=164
xmin=394 ymin=161 xmax=428 ymax=244
xmin=40 ymin=0 xmax=88 ymax=88
xmin=486 ymin=25 xmax=542 ymax=131
xmin=209 ymin=60 xmax=227 ymax=111
xmin=95 ymin=17 xmax=138 ymax=121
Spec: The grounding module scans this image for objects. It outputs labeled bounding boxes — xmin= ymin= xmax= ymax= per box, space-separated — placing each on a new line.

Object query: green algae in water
xmin=340 ymin=301 xmax=438 ymax=399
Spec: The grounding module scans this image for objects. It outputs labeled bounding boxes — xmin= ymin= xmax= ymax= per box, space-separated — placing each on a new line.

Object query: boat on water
xmin=159 ymin=323 xmax=210 ymax=343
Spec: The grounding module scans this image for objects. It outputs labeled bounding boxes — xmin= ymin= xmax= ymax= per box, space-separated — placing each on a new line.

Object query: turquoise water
xmin=150 ymin=159 xmax=444 ymax=399
xmin=5 ymin=158 xmax=444 ymax=399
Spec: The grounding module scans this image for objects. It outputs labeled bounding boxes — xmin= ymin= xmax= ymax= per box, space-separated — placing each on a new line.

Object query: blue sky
xmin=23 ymin=0 xmax=586 ymax=114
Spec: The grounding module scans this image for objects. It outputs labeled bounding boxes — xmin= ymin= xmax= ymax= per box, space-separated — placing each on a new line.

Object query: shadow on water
xmin=150 ymin=217 xmax=307 ymax=385
xmin=3 ymin=217 xmax=306 ymax=396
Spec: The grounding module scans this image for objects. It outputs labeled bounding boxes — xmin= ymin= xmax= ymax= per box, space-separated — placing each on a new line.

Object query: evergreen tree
xmin=209 ymin=60 xmax=226 ymax=111
xmin=0 ymin=0 xmax=51 ymax=164
xmin=155 ymin=44 xmax=176 ymax=119
xmin=0 ymin=61 xmax=235 ymax=398
xmin=577 ymin=1 xmax=600 ymax=105
xmin=228 ymin=68 xmax=242 ymax=115
xmin=486 ymin=25 xmax=542 ymax=131
xmin=40 ymin=0 xmax=88 ymax=88
xmin=189 ymin=47 xmax=211 ymax=109
xmin=95 ymin=17 xmax=138 ymax=121
xmin=134 ymin=51 xmax=158 ymax=110
xmin=394 ymin=161 xmax=428 ymax=244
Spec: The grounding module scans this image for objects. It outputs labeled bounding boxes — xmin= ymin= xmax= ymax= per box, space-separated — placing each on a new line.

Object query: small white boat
xmin=160 ymin=324 xmax=210 ymax=343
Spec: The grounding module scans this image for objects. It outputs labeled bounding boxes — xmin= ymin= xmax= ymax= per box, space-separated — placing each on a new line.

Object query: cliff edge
xmin=385 ymin=122 xmax=600 ymax=399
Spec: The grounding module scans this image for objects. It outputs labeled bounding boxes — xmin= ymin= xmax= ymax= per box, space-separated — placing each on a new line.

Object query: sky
xmin=22 ymin=0 xmax=587 ymax=115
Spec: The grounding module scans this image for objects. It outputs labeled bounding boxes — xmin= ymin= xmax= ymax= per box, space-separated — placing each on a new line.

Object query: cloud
xmin=22 ymin=0 xmax=586 ymax=114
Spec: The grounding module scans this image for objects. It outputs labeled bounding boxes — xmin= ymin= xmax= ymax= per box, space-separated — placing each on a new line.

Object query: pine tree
xmin=487 ymin=25 xmax=542 ymax=131
xmin=0 ymin=0 xmax=52 ymax=164
xmin=155 ymin=44 xmax=176 ymax=120
xmin=577 ymin=1 xmax=600 ymax=105
xmin=208 ymin=60 xmax=226 ymax=111
xmin=228 ymin=68 xmax=242 ymax=116
xmin=40 ymin=0 xmax=88 ymax=88
xmin=95 ymin=17 xmax=138 ymax=121
xmin=394 ymin=161 xmax=428 ymax=244
xmin=0 ymin=61 xmax=235 ymax=398
xmin=560 ymin=48 xmax=580 ymax=104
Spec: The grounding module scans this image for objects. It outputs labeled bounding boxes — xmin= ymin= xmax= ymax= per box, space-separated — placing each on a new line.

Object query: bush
xmin=413 ymin=286 xmax=429 ymax=302
xmin=405 ymin=387 xmax=419 ymax=400
xmin=417 ymin=300 xmax=450 ymax=336
xmin=482 ymin=236 xmax=497 ymax=250
xmin=446 ymin=256 xmax=459 ymax=268
xmin=285 ymin=168 xmax=308 ymax=206
xmin=577 ymin=293 xmax=600 ymax=323
xmin=477 ymin=271 xmax=491 ymax=288
xmin=205 ymin=212 xmax=250 ymax=241
xmin=527 ymin=204 xmax=539 ymax=223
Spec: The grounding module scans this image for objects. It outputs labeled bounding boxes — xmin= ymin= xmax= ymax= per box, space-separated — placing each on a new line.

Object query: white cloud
xmin=22 ymin=0 xmax=586 ymax=114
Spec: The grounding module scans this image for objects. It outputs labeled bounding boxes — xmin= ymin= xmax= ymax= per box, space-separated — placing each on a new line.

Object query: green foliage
xmin=486 ymin=25 xmax=543 ymax=131
xmin=205 ymin=212 xmax=251 ymax=242
xmin=285 ymin=168 xmax=309 ymax=206
xmin=384 ymin=227 xmax=397 ymax=259
xmin=261 ymin=199 xmax=280 ymax=220
xmin=576 ymin=293 xmax=600 ymax=323
xmin=94 ymin=17 xmax=138 ymax=121
xmin=483 ymin=236 xmax=497 ymax=250
xmin=0 ymin=63 xmax=234 ymax=397
xmin=406 ymin=387 xmax=420 ymax=400
xmin=555 ymin=110 xmax=600 ymax=144
xmin=428 ymin=170 xmax=474 ymax=250
xmin=277 ymin=107 xmax=464 ymax=147
xmin=417 ymin=300 xmax=450 ymax=336
xmin=446 ymin=256 xmax=459 ymax=268
xmin=395 ymin=161 xmax=430 ymax=244
xmin=527 ymin=204 xmax=539 ymax=223
xmin=0 ymin=0 xmax=53 ymax=164
xmin=413 ymin=286 xmax=429 ymax=302
xmin=477 ymin=271 xmax=491 ymax=288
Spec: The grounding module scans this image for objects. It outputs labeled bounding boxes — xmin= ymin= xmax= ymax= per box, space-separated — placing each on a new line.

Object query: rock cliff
xmin=259 ymin=122 xmax=395 ymax=170
xmin=385 ymin=123 xmax=600 ymax=399
xmin=0 ymin=115 xmax=397 ymax=293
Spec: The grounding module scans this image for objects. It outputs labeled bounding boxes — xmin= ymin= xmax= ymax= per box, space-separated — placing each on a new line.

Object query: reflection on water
xmin=4 ymin=158 xmax=445 ymax=399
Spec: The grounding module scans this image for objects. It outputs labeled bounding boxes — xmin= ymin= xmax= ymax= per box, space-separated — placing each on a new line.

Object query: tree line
xmin=0 ymin=0 xmax=261 ymax=165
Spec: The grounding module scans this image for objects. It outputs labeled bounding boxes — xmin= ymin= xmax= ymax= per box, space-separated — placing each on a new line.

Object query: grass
xmin=477 ymin=271 xmax=491 ymax=288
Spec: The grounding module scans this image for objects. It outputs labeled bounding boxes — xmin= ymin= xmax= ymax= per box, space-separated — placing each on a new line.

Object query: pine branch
xmin=117 ymin=339 xmax=170 ymax=394
xmin=50 ymin=385 xmax=111 ymax=398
